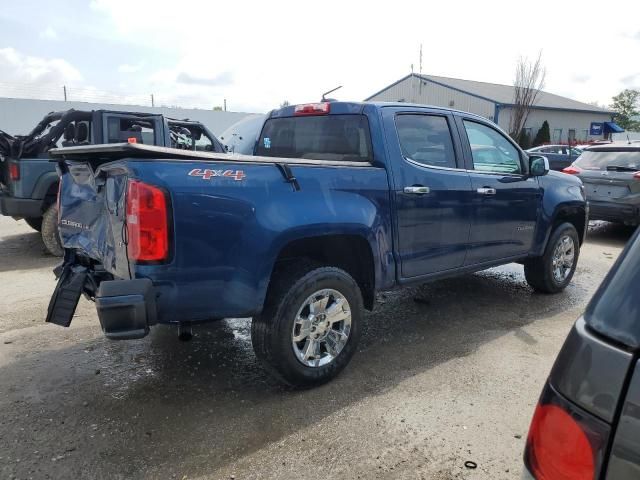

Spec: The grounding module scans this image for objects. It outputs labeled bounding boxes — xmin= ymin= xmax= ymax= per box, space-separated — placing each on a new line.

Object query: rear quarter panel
xmin=128 ymin=160 xmax=392 ymax=322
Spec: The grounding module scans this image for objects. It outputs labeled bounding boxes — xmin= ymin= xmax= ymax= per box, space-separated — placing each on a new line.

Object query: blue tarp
xmin=604 ymin=121 xmax=625 ymax=133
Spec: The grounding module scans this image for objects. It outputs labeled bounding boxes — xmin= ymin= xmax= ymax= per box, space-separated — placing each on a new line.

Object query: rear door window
xmin=256 ymin=114 xmax=372 ymax=162
xmin=395 ymin=114 xmax=457 ymax=168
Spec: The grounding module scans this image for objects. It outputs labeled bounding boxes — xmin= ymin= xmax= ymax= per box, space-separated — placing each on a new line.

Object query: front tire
xmin=41 ymin=204 xmax=63 ymax=257
xmin=525 ymin=222 xmax=580 ymax=293
xmin=251 ymin=263 xmax=363 ymax=387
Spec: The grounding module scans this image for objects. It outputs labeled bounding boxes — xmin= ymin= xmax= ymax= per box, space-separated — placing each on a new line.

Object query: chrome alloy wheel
xmin=552 ymin=234 xmax=575 ymax=283
xmin=291 ymin=289 xmax=352 ymax=367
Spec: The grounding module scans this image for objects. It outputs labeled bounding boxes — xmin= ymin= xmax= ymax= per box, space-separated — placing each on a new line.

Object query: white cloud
xmin=0 ymin=48 xmax=82 ymax=85
xmin=40 ymin=26 xmax=58 ymax=40
xmin=118 ymin=63 xmax=143 ymax=73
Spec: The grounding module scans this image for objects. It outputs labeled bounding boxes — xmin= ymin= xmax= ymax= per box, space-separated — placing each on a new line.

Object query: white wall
xmin=0 ymin=97 xmax=257 ymax=136
xmin=368 ymin=76 xmax=496 ymax=119
xmin=496 ymin=106 xmax=612 ymax=142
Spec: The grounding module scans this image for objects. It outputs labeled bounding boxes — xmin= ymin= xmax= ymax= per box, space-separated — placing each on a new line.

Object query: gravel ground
xmin=0 ymin=215 xmax=635 ymax=480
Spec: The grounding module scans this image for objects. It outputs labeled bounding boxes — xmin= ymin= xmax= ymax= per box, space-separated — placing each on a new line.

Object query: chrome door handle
xmin=404 ymin=186 xmax=430 ymax=194
xmin=476 ymin=187 xmax=497 ymax=195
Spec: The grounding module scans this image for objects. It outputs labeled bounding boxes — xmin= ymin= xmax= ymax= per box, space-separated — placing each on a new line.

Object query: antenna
xmin=321 ymin=85 xmax=343 ymax=102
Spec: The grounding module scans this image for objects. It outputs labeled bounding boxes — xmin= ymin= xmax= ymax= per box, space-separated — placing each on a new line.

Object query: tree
xmin=611 ymin=89 xmax=640 ymax=131
xmin=517 ymin=129 xmax=532 ymax=149
xmin=280 ymin=100 xmax=290 ymax=108
xmin=533 ymin=120 xmax=550 ymax=147
xmin=509 ymin=52 xmax=546 ymax=139
xmin=213 ymin=106 xmax=223 ymax=111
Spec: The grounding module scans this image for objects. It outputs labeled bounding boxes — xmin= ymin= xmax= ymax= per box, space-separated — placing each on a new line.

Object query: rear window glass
xmin=575 ymin=150 xmax=640 ymax=171
xmin=107 ymin=117 xmax=156 ymax=144
xmin=255 ymin=114 xmax=372 ymax=162
xmin=585 ymin=229 xmax=640 ymax=349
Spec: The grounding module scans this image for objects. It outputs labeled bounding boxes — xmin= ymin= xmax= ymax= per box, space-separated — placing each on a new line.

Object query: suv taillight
xmin=634 ymin=171 xmax=640 ymax=180
xmin=526 ymin=404 xmax=593 ymax=479
xmin=9 ymin=162 xmax=19 ymax=181
xmin=562 ymin=166 xmax=582 ymax=175
xmin=524 ymin=384 xmax=608 ymax=480
xmin=126 ymin=180 xmax=169 ymax=262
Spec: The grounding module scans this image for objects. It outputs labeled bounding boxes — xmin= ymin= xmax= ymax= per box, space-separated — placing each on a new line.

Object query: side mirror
xmin=529 ymin=155 xmax=550 ymax=176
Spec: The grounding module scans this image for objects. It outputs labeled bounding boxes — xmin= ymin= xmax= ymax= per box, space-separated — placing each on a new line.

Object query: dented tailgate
xmin=58 ymin=160 xmax=131 ymax=278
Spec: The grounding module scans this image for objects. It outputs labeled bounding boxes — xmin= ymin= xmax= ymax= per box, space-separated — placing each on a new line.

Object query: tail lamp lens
xmin=9 ymin=162 xmax=20 ymax=181
xmin=526 ymin=403 xmax=594 ymax=479
xmin=562 ymin=166 xmax=582 ymax=175
xmin=634 ymin=172 xmax=640 ymax=180
xmin=126 ymin=180 xmax=169 ymax=262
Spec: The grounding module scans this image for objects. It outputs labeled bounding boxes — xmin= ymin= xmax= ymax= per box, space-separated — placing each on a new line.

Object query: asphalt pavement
xmin=0 ymin=215 xmax=635 ymax=479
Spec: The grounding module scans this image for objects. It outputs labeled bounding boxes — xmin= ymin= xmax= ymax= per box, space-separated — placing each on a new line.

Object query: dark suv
xmin=523 ymin=227 xmax=640 ymax=479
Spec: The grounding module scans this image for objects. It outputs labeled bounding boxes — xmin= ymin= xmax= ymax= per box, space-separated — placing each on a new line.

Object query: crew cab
xmin=0 ymin=109 xmax=225 ymax=255
xmin=47 ymin=102 xmax=587 ymax=386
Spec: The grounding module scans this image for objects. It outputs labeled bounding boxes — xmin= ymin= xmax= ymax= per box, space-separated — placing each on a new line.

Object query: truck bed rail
xmin=49 ymin=143 xmax=377 ymax=168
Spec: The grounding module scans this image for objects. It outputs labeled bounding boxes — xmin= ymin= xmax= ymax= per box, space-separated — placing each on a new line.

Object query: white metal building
xmin=0 ymin=97 xmax=255 ymax=136
xmin=366 ymin=73 xmax=616 ymax=143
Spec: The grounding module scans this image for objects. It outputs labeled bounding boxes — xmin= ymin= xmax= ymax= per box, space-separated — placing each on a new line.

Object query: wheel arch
xmin=267 ymin=233 xmax=377 ymax=310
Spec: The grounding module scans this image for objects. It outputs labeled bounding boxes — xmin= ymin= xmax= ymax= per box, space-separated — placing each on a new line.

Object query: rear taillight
xmin=9 ymin=162 xmax=19 ymax=181
xmin=634 ymin=171 xmax=640 ymax=180
xmin=562 ymin=166 xmax=582 ymax=175
xmin=294 ymin=103 xmax=330 ymax=116
xmin=524 ymin=383 xmax=609 ymax=480
xmin=126 ymin=180 xmax=169 ymax=262
xmin=526 ymin=403 xmax=594 ymax=479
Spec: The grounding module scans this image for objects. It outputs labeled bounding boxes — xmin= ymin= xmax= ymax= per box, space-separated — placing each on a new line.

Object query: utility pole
xmin=418 ymin=44 xmax=423 ymax=98
xmin=151 ymin=94 xmax=155 ymax=107
xmin=63 ymin=85 xmax=67 ymax=101
xmin=224 ymin=98 xmax=227 ymax=111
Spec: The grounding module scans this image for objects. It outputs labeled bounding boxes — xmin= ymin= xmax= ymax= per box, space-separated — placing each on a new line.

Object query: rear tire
xmin=24 ymin=216 xmax=43 ymax=232
xmin=525 ymin=222 xmax=580 ymax=293
xmin=41 ymin=204 xmax=63 ymax=257
xmin=251 ymin=263 xmax=363 ymax=387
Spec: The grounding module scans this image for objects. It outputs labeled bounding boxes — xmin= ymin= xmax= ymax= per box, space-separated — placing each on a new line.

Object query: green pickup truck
xmin=0 ymin=109 xmax=226 ymax=255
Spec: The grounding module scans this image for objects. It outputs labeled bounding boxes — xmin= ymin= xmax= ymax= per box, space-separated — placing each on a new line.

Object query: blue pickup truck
xmin=47 ymin=101 xmax=587 ymax=386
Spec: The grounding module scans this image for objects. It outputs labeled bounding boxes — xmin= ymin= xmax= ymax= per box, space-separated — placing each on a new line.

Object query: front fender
xmin=532 ymin=171 xmax=587 ymax=256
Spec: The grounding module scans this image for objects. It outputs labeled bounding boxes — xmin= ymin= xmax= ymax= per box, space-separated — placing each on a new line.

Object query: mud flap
xmin=45 ymin=265 xmax=88 ymax=327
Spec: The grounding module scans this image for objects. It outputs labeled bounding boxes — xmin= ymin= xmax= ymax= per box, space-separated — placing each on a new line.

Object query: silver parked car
xmin=563 ymin=144 xmax=640 ymax=225
xmin=527 ymin=144 xmax=583 ymax=171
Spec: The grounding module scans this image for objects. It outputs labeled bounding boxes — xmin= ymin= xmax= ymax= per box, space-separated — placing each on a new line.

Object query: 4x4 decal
xmin=188 ymin=168 xmax=246 ymax=181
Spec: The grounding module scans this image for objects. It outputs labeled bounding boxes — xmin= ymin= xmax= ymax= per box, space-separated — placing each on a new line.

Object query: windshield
xmin=219 ymin=115 xmax=265 ymax=155
xmin=256 ymin=114 xmax=372 ymax=162
xmin=575 ymin=150 xmax=640 ymax=171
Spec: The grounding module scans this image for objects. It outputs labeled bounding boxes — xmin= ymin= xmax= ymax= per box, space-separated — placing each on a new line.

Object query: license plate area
xmin=589 ymin=184 xmax=629 ymax=199
xmin=45 ymin=265 xmax=88 ymax=327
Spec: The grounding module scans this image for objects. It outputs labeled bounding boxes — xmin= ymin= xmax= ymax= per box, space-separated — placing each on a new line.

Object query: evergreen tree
xmin=533 ymin=121 xmax=550 ymax=146
xmin=517 ymin=129 xmax=532 ymax=149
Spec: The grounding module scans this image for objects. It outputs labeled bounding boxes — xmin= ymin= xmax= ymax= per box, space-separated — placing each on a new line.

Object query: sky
xmin=0 ymin=0 xmax=639 ymax=113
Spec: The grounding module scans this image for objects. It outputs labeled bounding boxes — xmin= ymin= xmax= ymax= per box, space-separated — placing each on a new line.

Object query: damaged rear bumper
xmin=46 ymin=263 xmax=157 ymax=340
